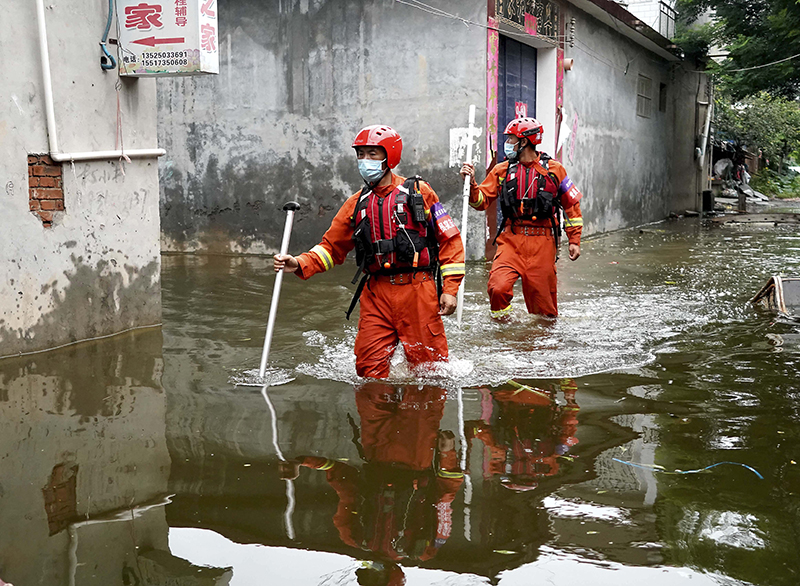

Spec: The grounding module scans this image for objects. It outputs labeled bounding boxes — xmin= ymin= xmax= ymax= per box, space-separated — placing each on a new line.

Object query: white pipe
xmin=36 ymin=0 xmax=59 ymax=154
xmin=456 ymin=104 xmax=476 ymax=327
xmin=697 ymin=92 xmax=713 ymax=170
xmin=35 ymin=0 xmax=164 ymax=161
xmin=51 ymin=149 xmax=166 ymax=162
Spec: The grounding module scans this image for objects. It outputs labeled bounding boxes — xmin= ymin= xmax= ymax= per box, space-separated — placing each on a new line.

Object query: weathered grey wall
xmin=157 ymin=0 xmax=487 ymax=257
xmin=560 ymin=4 xmax=703 ymax=234
xmin=0 ymin=0 xmax=162 ymax=356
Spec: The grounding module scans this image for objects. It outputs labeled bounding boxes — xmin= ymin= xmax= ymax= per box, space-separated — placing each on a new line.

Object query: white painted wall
xmin=0 ymin=0 xmax=162 ymax=356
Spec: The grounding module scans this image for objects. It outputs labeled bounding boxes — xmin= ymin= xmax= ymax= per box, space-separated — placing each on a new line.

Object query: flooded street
xmin=3 ymin=214 xmax=800 ymax=586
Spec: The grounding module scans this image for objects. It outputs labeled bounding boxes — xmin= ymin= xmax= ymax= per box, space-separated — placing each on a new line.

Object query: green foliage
xmin=672 ymin=22 xmax=717 ymax=63
xmin=750 ymin=167 xmax=800 ymax=198
xmin=674 ymin=0 xmax=800 ymax=98
xmin=714 ymin=92 xmax=800 ymax=166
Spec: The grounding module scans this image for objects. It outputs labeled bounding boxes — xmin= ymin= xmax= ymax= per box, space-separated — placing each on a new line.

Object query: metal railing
xmin=658 ymin=1 xmax=677 ymax=39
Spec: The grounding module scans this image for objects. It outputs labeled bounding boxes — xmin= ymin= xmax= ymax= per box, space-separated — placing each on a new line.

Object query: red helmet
xmin=352 ymin=125 xmax=403 ymax=169
xmin=504 ymin=117 xmax=543 ymax=145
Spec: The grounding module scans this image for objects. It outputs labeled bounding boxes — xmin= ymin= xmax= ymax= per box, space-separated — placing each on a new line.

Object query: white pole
xmin=456 ymin=387 xmax=473 ymax=541
xmin=262 ymin=386 xmax=296 ymax=540
xmin=456 ymin=105 xmax=476 ymax=327
xmin=259 ymin=202 xmax=301 ymax=379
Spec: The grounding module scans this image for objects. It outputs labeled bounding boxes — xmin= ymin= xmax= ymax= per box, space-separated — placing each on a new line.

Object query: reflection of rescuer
xmin=460 ymin=118 xmax=584 ymax=319
xmin=279 ymin=384 xmax=464 ymax=586
xmin=274 ymin=126 xmax=465 ymax=378
xmin=465 ymin=379 xmax=579 ymax=491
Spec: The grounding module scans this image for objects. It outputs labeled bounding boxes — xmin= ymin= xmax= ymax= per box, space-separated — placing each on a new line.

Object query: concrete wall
xmin=157 ymin=0 xmax=488 ymax=258
xmin=0 ymin=0 xmax=162 ymax=356
xmin=157 ymin=0 xmax=705 ymax=259
xmin=559 ymin=2 xmax=704 ymax=234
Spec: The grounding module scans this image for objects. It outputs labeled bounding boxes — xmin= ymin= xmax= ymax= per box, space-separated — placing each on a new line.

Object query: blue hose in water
xmin=100 ymin=0 xmax=116 ymax=70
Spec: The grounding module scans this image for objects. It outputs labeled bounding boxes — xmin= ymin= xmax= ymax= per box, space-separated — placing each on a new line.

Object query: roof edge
xmin=566 ymin=0 xmax=683 ymax=62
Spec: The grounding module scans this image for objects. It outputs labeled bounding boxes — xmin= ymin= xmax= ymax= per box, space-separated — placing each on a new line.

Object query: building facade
xmin=1 ymin=0 xmax=163 ymax=356
xmin=157 ymin=0 xmax=709 ymax=259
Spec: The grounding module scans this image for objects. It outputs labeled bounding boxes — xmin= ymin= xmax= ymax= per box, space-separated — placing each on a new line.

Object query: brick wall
xmin=28 ymin=154 xmax=64 ymax=227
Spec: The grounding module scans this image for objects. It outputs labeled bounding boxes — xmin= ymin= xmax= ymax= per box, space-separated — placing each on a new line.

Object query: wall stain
xmin=0 ymin=256 xmax=161 ymax=356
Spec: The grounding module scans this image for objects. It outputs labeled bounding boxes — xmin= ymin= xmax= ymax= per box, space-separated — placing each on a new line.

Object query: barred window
xmin=637 ymin=75 xmax=652 ymax=119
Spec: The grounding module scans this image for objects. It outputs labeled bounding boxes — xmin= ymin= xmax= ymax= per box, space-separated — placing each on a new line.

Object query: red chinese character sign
xmin=117 ymin=0 xmax=218 ymax=76
xmin=515 ymin=101 xmax=528 ymax=118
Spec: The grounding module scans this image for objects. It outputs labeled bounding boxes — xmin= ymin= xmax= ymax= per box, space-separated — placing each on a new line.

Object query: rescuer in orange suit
xmin=274 ymin=126 xmax=465 ymax=378
xmin=464 ymin=379 xmax=579 ymax=491
xmin=460 ymin=118 xmax=584 ymax=318
xmin=279 ymin=384 xmax=464 ymax=585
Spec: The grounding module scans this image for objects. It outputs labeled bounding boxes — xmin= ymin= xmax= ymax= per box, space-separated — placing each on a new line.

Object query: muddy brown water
xmin=2 ymin=215 xmax=799 ymax=585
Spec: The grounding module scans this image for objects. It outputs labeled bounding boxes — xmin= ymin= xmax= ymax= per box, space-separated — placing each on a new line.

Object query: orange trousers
xmin=354 ymin=274 xmax=448 ymax=378
xmin=488 ymin=229 xmax=558 ymax=317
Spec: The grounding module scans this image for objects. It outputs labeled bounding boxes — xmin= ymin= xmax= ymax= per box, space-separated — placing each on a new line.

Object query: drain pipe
xmin=697 ymin=89 xmax=713 ymax=170
xmin=35 ymin=0 xmax=165 ymax=162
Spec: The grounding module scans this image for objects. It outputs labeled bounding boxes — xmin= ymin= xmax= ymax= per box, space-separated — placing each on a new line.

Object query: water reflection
xmin=4 ymin=216 xmax=800 ymax=584
xmin=0 ymin=331 xmax=231 ymax=586
xmin=280 ymin=383 xmax=463 ymax=584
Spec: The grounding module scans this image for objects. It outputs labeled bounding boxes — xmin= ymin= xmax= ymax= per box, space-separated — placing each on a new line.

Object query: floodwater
xmin=2 ymin=213 xmax=800 ymax=586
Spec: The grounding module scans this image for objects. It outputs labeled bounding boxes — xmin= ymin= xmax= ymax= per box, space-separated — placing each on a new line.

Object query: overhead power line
xmin=722 ymin=51 xmax=800 ymax=72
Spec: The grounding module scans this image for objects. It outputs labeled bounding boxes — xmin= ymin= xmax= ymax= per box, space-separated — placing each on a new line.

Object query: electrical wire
xmin=100 ymin=0 xmax=116 ymax=70
xmin=712 ymin=51 xmax=800 ymax=73
xmin=393 ymin=0 xmax=570 ymax=45
xmin=612 ymin=457 xmax=764 ymax=479
xmin=682 ymin=52 xmax=800 ymax=75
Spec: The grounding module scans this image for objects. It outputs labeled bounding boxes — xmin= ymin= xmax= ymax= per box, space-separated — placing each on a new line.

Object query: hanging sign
xmin=116 ymin=0 xmax=219 ymax=76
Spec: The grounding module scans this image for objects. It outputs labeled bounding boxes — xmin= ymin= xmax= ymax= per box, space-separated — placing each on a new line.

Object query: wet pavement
xmin=2 ymin=212 xmax=800 ymax=585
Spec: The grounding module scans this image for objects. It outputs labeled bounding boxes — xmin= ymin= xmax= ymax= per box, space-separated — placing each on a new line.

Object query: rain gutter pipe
xmin=697 ymin=97 xmax=713 ymax=170
xmin=35 ymin=0 xmax=165 ymax=162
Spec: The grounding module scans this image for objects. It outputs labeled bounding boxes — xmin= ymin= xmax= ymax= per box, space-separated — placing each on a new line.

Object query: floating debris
xmin=752 ymin=275 xmax=800 ymax=323
xmin=612 ymin=458 xmax=764 ymax=479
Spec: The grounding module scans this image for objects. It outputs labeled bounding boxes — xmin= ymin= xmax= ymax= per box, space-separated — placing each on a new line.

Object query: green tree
xmin=715 ymin=92 xmax=800 ymax=172
xmin=675 ymin=0 xmax=800 ymax=99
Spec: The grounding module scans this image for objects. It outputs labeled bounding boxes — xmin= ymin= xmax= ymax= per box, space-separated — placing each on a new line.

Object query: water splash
xmin=228 ymin=367 xmax=295 ymax=388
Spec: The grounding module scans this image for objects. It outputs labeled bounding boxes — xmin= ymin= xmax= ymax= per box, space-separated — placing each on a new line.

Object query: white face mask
xmin=357 ymin=158 xmax=387 ymax=183
xmin=504 ymin=140 xmax=518 ymax=160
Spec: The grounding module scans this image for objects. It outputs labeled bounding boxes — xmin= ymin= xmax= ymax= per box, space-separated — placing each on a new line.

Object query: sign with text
xmin=117 ymin=0 xmax=219 ymax=76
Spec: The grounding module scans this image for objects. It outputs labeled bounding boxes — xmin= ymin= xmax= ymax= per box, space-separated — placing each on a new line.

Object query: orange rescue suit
xmin=297 ymin=385 xmax=463 ymax=562
xmin=469 ymin=154 xmax=584 ymax=317
xmin=296 ymin=173 xmax=465 ymax=378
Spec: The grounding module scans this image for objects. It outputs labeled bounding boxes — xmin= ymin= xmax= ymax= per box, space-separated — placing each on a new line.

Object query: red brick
xmin=39 ymin=200 xmax=64 ymax=211
xmin=29 ymin=164 xmax=61 ymax=177
xmin=38 ymin=211 xmax=54 ymax=222
xmin=37 ymin=177 xmax=58 ymax=188
xmin=28 ymin=177 xmax=39 ymax=187
xmin=38 ymin=154 xmax=55 ymax=165
xmin=32 ymin=188 xmax=62 ymax=200
xmin=29 ymin=200 xmax=41 ymax=211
